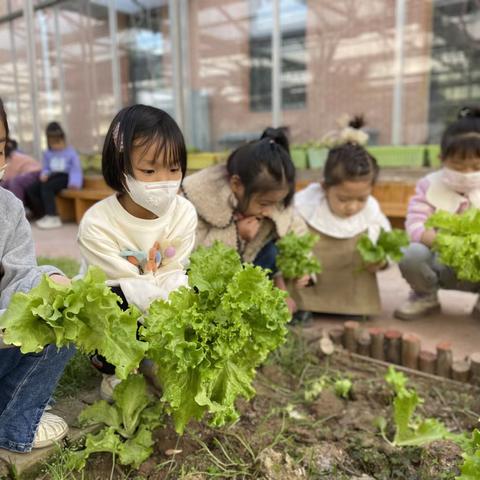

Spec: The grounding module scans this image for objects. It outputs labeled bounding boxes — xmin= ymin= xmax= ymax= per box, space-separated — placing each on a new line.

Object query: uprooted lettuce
xmin=0 ymin=267 xmax=146 ymax=379
xmin=276 ymin=232 xmax=322 ymax=279
xmin=426 ymin=209 xmax=480 ymax=282
xmin=140 ymin=241 xmax=291 ymax=433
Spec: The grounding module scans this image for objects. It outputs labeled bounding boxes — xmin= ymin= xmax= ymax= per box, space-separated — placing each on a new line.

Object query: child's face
xmin=443 ymin=155 xmax=480 ymax=173
xmin=130 ymin=138 xmax=182 ymax=183
xmin=0 ymin=121 xmax=6 ymax=170
xmin=49 ymin=137 xmax=66 ymax=151
xmin=324 ymin=179 xmax=372 ymax=218
xmin=230 ymin=175 xmax=289 ymax=218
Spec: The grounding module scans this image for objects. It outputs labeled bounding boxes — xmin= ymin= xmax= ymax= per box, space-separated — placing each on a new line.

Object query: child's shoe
xmin=100 ymin=374 xmax=121 ymax=402
xmin=32 ymin=412 xmax=68 ymax=449
xmin=394 ymin=291 xmax=440 ymax=320
xmin=36 ymin=215 xmax=62 ymax=230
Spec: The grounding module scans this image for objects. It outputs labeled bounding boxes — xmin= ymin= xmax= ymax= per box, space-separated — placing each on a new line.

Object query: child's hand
xmin=420 ymin=229 xmax=436 ymax=248
xmin=364 ymin=260 xmax=387 ymax=274
xmin=295 ymin=274 xmax=311 ymax=288
xmin=49 ymin=274 xmax=71 ymax=286
xmin=285 ymin=296 xmax=297 ymax=314
xmin=40 ymin=173 xmax=49 ymax=182
xmin=236 ymin=215 xmax=261 ymax=242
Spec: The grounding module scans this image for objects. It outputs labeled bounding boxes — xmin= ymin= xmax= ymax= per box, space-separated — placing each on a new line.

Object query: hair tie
xmin=112 ymin=122 xmax=124 ymax=152
xmin=269 ymin=139 xmax=275 ymax=145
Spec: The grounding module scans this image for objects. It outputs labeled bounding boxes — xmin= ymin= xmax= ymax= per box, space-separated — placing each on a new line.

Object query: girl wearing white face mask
xmin=395 ymin=106 xmax=480 ymax=320
xmin=77 ymin=105 xmax=197 ymax=400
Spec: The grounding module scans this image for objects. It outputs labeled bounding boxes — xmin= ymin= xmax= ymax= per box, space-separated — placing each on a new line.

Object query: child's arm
xmin=40 ymin=151 xmax=50 ymax=181
xmin=0 ymin=199 xmax=62 ymax=309
xmin=405 ymin=177 xmax=436 ymax=246
xmin=67 ymin=149 xmax=83 ymax=189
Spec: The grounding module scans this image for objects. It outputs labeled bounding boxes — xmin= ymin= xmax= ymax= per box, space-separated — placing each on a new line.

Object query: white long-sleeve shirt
xmin=78 ymin=194 xmax=197 ymax=311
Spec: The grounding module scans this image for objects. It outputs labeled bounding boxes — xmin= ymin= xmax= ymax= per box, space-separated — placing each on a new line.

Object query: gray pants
xmin=399 ymin=243 xmax=480 ymax=295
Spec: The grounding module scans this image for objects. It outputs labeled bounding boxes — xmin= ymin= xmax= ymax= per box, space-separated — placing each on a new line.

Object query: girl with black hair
xmin=181 ymin=127 xmax=309 ymax=314
xmin=78 ymin=105 xmax=197 ymax=400
xmin=395 ymin=106 xmax=480 ymax=320
xmin=292 ymin=117 xmax=390 ymax=316
xmin=0 ymin=98 xmax=74 ymax=452
xmin=27 ymin=121 xmax=82 ymax=229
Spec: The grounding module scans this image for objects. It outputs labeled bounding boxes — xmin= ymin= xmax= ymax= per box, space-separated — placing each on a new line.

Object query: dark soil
xmin=35 ymin=329 xmax=480 ymax=480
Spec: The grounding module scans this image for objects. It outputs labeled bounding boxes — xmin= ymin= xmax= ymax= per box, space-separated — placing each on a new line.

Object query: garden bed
xmin=30 ymin=330 xmax=479 ymax=480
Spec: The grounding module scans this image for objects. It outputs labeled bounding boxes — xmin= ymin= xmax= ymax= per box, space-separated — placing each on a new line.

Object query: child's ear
xmin=229 ymin=174 xmax=243 ymax=195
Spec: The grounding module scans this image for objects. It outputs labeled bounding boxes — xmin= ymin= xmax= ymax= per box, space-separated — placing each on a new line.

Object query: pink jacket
xmin=406 ymin=172 xmax=471 ymax=242
xmin=4 ymin=151 xmax=41 ymax=181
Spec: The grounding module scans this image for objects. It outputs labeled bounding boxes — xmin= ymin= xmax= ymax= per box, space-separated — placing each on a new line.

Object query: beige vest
xmin=289 ymin=229 xmax=381 ymax=316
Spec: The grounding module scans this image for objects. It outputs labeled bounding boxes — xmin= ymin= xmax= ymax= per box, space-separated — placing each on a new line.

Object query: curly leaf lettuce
xmin=384 ymin=367 xmax=456 ymax=447
xmin=357 ymin=229 xmax=409 ymax=265
xmin=69 ymin=374 xmax=164 ymax=471
xmin=141 ymin=242 xmax=290 ymax=434
xmin=426 ymin=209 xmax=480 ymax=282
xmin=0 ymin=267 xmax=146 ymax=379
xmin=276 ymin=232 xmax=322 ymax=279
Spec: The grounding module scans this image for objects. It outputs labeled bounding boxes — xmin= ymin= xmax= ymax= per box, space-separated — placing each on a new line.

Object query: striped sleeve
xmin=405 ymin=177 xmax=435 ymax=243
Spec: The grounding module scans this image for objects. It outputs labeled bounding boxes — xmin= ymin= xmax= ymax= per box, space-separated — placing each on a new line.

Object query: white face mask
xmin=125 ymin=175 xmax=180 ymax=217
xmin=442 ymin=167 xmax=480 ymax=194
xmin=0 ymin=166 xmax=5 ymax=181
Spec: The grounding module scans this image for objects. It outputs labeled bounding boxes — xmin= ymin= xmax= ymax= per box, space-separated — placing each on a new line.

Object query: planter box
xmin=307 ymin=147 xmax=328 ymax=169
xmin=188 ymin=152 xmax=219 ymax=170
xmin=291 ymin=148 xmax=308 ymax=169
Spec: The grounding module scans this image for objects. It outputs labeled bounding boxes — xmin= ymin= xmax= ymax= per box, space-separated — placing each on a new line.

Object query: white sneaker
xmin=33 ymin=412 xmax=68 ymax=449
xmin=100 ymin=374 xmax=122 ymax=402
xmin=36 ymin=215 xmax=62 ymax=230
xmin=394 ymin=291 xmax=441 ymax=320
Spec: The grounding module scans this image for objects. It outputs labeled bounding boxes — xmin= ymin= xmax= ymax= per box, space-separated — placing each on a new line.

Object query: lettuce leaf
xmin=0 ymin=267 xmax=146 ymax=379
xmin=276 ymin=232 xmax=322 ymax=279
xmin=70 ymin=374 xmax=163 ymax=471
xmin=141 ymin=242 xmax=290 ymax=433
xmin=426 ymin=209 xmax=480 ymax=282
xmin=456 ymin=429 xmax=480 ymax=479
xmin=384 ymin=367 xmax=454 ymax=447
xmin=357 ymin=229 xmax=409 ymax=265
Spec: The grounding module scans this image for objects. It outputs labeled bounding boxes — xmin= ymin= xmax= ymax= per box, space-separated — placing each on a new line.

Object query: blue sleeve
xmin=41 ymin=151 xmax=51 ymax=175
xmin=67 ymin=148 xmax=83 ymax=189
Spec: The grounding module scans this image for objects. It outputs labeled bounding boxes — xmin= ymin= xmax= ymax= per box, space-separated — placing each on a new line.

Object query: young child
xmin=1 ymin=138 xmax=41 ymax=205
xmin=78 ymin=104 xmax=197 ymax=399
xmin=27 ymin=122 xmax=82 ymax=229
xmin=395 ymin=106 xmax=480 ymax=320
xmin=293 ymin=140 xmax=390 ymax=316
xmin=0 ymin=99 xmax=74 ymax=452
xmin=181 ymin=128 xmax=309 ymax=313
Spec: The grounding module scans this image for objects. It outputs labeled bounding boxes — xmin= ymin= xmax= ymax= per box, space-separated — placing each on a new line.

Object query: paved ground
xmin=32 ymin=221 xmax=480 ymax=360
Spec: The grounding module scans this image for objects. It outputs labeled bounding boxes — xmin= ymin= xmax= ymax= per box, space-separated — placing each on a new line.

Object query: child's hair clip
xmin=458 ymin=107 xmax=471 ymax=118
xmin=112 ymin=122 xmax=124 ymax=152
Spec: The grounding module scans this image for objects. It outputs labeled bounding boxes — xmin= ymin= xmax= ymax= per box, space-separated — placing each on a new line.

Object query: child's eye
xmin=170 ymin=167 xmax=180 ymax=173
xmin=141 ymin=169 xmax=155 ymax=175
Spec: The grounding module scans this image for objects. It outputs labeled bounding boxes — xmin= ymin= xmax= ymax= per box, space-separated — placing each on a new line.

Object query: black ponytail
xmin=260 ymin=127 xmax=290 ymax=153
xmin=441 ymin=106 xmax=480 ymax=161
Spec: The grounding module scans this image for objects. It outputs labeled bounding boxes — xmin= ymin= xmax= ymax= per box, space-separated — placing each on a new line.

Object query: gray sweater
xmin=0 ymin=187 xmax=60 ymax=310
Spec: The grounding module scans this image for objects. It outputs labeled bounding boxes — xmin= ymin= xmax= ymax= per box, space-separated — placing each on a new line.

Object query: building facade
xmin=0 ymin=0 xmax=478 ymax=157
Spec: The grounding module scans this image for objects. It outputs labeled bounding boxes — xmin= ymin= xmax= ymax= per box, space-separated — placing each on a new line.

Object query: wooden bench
xmin=56 ymin=176 xmax=113 ymax=224
xmin=59 ymin=173 xmax=418 ymax=226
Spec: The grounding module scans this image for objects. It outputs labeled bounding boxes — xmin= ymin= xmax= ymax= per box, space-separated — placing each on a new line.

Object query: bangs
xmin=442 ymin=133 xmax=480 ymax=161
xmin=134 ymin=130 xmax=183 ymax=170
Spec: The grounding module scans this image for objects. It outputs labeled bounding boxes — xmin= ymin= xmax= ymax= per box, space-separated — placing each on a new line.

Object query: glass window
xmin=249 ymin=0 xmax=307 ymax=112
xmin=428 ymin=0 xmax=480 ymax=142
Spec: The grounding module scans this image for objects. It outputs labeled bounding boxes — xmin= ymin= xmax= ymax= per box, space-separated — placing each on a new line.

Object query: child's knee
xmin=399 ymin=243 xmax=432 ymax=273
